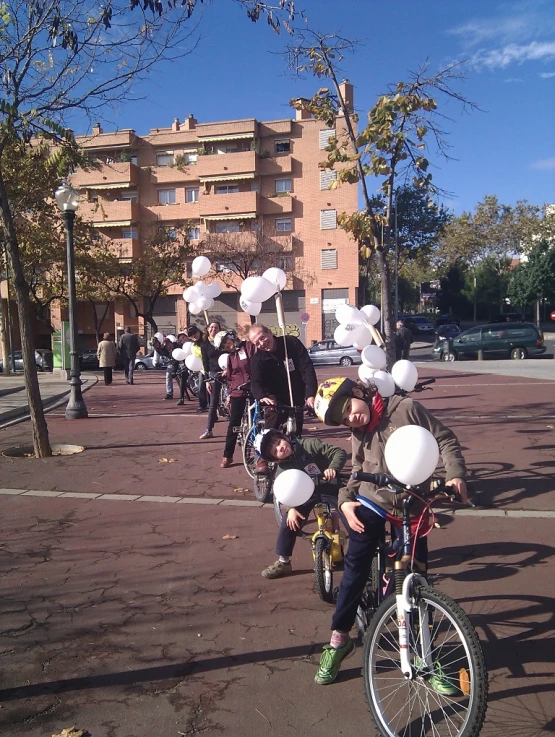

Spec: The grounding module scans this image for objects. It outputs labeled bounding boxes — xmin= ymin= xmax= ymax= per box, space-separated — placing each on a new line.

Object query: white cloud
xmin=448 ymin=3 xmax=555 ymax=49
xmin=470 ymin=40 xmax=555 ymax=70
xmin=529 ymin=157 xmax=555 ymax=170
xmin=539 ymin=71 xmax=555 ymax=77
xmin=504 ymin=77 xmax=523 ymax=83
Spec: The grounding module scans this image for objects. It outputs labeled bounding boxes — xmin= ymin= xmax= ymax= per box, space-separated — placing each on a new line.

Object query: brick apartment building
xmin=1 ymin=82 xmax=359 ymax=354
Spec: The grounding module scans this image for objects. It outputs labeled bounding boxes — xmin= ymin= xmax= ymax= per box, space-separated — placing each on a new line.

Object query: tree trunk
xmin=0 ymin=169 xmax=51 ymax=456
xmin=0 ymin=296 xmax=10 ymax=375
xmin=374 ymin=249 xmax=396 ymax=367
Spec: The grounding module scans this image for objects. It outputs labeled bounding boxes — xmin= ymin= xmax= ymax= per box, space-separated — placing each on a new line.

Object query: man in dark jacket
xmin=395 ymin=319 xmax=413 ymax=360
xmin=249 ymin=324 xmax=317 ymax=469
xmin=119 ymin=327 xmax=140 ymax=384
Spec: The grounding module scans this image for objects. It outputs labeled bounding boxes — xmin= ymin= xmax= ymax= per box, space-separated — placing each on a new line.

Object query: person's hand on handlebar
xmin=322 ymin=468 xmax=336 ymax=482
xmin=260 ymin=396 xmax=276 ymax=406
xmin=306 ymin=396 xmax=315 ymax=409
xmin=340 ymin=501 xmax=365 ymax=533
xmin=445 ymin=477 xmax=468 ymax=504
xmin=286 ymin=508 xmax=306 ymax=531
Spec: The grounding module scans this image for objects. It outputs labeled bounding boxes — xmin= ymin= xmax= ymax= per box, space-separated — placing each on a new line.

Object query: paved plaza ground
xmin=0 ymin=362 xmax=554 ymax=736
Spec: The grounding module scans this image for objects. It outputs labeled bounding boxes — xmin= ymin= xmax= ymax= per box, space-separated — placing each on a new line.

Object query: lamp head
xmin=55 ymin=183 xmax=80 ymax=212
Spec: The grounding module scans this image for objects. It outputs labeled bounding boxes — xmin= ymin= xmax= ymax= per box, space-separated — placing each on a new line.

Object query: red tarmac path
xmin=0 ymin=366 xmax=554 ymax=736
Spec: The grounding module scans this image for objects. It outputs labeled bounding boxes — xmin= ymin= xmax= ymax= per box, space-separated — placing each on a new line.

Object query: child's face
xmin=269 ymin=437 xmax=293 ymax=461
xmin=341 ymin=397 xmax=371 ymax=428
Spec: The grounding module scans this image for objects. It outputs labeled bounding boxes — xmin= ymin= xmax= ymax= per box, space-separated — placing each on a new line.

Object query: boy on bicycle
xmin=254 ymin=428 xmax=347 ymax=579
xmin=312 ymin=376 xmax=468 ymax=687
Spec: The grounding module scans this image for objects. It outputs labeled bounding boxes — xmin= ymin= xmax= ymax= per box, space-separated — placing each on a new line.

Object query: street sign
xmin=300 ymin=312 xmax=310 ymax=324
xmin=550 ymin=311 xmax=555 ymax=321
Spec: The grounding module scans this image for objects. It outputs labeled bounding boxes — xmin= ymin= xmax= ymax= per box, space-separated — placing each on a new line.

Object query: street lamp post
xmin=55 ymin=183 xmax=88 ymax=420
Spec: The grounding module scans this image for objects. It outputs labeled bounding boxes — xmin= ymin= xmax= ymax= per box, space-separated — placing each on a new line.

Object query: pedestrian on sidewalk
xmin=199 ymin=330 xmax=236 ymax=440
xmin=188 ymin=325 xmax=209 ymax=413
xmin=176 ymin=332 xmax=193 ymax=405
xmin=119 ymin=327 xmax=140 ymax=385
xmin=395 ymin=319 xmax=413 ymax=360
xmin=97 ymin=333 xmax=117 ymax=385
xmin=220 ymin=333 xmax=255 ymax=468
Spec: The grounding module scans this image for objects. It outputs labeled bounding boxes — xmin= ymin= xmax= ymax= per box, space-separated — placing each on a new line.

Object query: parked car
xmin=412 ymin=316 xmax=435 ymax=334
xmin=134 ymin=351 xmax=169 ymax=371
xmin=433 ymin=322 xmax=545 ymax=361
xmin=0 ymin=349 xmax=53 ymax=372
xmin=435 ymin=314 xmax=461 ymax=328
xmin=79 ymin=349 xmax=100 ymax=370
xmin=436 ymin=323 xmax=461 ymax=340
xmin=308 ymin=340 xmax=362 ymax=367
xmin=491 ymin=312 xmax=524 ymax=323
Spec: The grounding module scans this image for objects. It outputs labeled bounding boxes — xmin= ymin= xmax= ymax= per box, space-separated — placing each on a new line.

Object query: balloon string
xmin=275 ymin=292 xmax=295 ymax=409
xmin=204 ymin=310 xmax=209 ymax=327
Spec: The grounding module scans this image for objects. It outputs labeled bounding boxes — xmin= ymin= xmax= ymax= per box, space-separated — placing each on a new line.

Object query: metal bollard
xmin=478 ymin=349 xmax=484 ymax=361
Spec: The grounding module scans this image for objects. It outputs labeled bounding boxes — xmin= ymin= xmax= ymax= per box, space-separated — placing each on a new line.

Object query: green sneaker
xmin=314 ymin=639 xmax=356 ymax=685
xmin=428 ymin=661 xmax=459 ymax=696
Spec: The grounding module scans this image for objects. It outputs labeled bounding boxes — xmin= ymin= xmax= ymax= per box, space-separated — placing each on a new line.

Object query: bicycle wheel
xmin=356 ymin=552 xmax=380 ymax=641
xmin=242 ymin=433 xmax=257 ymax=479
xmin=363 ymin=586 xmax=488 ymax=737
xmin=314 ymin=537 xmax=334 ymax=604
xmin=253 ymin=471 xmax=273 ymax=504
xmin=274 ymin=495 xmax=285 ymax=526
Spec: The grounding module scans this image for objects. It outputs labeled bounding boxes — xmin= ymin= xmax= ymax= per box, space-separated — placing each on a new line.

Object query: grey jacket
xmin=339 ymin=395 xmax=466 ymax=515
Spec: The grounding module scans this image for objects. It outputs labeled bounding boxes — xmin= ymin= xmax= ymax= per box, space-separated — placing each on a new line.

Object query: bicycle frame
xmin=310 ymin=503 xmax=344 ymax=564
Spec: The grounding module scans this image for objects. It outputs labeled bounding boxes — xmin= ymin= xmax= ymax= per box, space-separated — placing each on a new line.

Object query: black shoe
xmin=196 ymin=407 xmax=208 ymax=413
xmin=163 ymin=394 xmax=173 ymax=400
xmin=176 ymin=399 xmax=184 ymax=406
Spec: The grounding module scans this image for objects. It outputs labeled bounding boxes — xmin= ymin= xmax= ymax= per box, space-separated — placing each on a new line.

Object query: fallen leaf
xmin=307 ymin=426 xmax=318 ymax=431
xmin=158 ymin=458 xmax=177 ymax=464
xmin=52 ymin=729 xmax=90 ymax=737
xmin=222 ymin=534 xmax=238 ymax=540
xmin=234 ymin=487 xmax=249 ymax=494
xmin=547 ymin=425 xmax=553 ymax=429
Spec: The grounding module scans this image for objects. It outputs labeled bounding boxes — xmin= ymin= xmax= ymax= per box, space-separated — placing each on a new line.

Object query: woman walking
xmin=97 ymin=333 xmax=117 ymax=385
xmin=220 ymin=333 xmax=255 ymax=468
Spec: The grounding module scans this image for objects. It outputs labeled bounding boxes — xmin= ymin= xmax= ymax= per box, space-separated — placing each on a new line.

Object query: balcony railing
xmin=72 ymin=162 xmax=140 ymax=190
xmin=261 ymin=194 xmax=293 ymax=215
xmin=79 ymin=199 xmax=141 ymax=225
xmin=108 ymin=237 xmax=141 ymax=259
xmin=145 ymin=202 xmax=200 ymax=221
xmin=196 ymin=150 xmax=257 ymax=180
xmin=258 ymin=155 xmax=292 ymax=177
xmin=199 ymin=191 xmax=259 ymax=218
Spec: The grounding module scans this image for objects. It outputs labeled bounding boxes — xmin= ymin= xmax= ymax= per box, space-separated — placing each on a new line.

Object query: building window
xmin=320 ymin=209 xmax=337 ymax=230
xmin=215 ymin=222 xmax=240 ymax=233
xmin=189 ymin=226 xmax=201 ymax=240
xmin=186 ymin=187 xmax=199 ymax=203
xmin=321 ymin=249 xmax=338 ymax=269
xmin=319 ymin=129 xmax=336 ymax=150
xmin=122 ymin=190 xmax=138 ymax=202
xmin=156 ymin=152 xmax=174 ymax=167
xmin=185 ymin=151 xmax=198 ymax=164
xmin=158 ymin=189 xmax=176 ymax=205
xmin=276 ymin=217 xmax=292 ymax=232
xmin=129 ymin=155 xmax=138 ymax=165
xmin=215 ymin=183 xmax=239 ymax=194
xmin=122 ymin=227 xmax=137 ymax=239
xmin=275 ymin=139 xmax=291 ymax=153
xmin=320 ymin=169 xmax=337 ymax=190
xmin=275 ymin=178 xmax=292 ymax=194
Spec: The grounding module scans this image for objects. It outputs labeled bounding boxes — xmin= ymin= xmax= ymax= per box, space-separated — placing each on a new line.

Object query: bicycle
xmin=273 ymin=480 xmax=347 ymax=604
xmin=351 ymin=470 xmax=488 ymax=737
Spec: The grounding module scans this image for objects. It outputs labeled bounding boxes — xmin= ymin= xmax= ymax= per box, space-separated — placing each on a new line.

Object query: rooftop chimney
xmin=338 ymin=79 xmax=354 ymax=115
xmin=183 ymin=114 xmax=197 ymax=130
xmin=172 ymin=118 xmax=180 ymax=132
xmin=92 ymin=122 xmax=103 ymax=135
xmin=294 ymin=98 xmax=312 ymax=121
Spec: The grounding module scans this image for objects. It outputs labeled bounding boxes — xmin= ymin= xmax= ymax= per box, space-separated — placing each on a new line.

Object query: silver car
xmin=308 ymin=340 xmax=362 ymax=367
xmin=134 ymin=351 xmax=169 ymax=371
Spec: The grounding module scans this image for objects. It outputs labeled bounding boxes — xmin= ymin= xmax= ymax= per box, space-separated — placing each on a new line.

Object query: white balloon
xmin=262 ymin=267 xmax=287 ymax=291
xmin=183 ymin=286 xmax=199 ymax=303
xmin=358 ymin=364 xmax=377 ymax=385
xmin=188 ymin=302 xmax=203 ymax=315
xmin=391 ymin=360 xmax=418 ymax=392
xmin=196 ymin=296 xmax=212 ymax=310
xmin=273 ymin=469 xmax=315 ymax=507
xmin=360 ymin=304 xmax=381 ymax=326
xmin=172 ymin=348 xmax=187 ymax=361
xmin=154 ymin=331 xmax=164 ymax=342
xmin=240 ymin=296 xmax=262 ymax=316
xmin=361 ymin=345 xmax=387 ymax=370
xmin=185 ymin=354 xmax=203 ymax=372
xmin=241 ymin=275 xmax=277 ymax=303
xmin=372 ymin=370 xmax=396 ymax=397
xmin=205 ymin=282 xmax=222 ymax=299
xmin=192 ymin=256 xmax=211 ymax=277
xmin=336 ymin=303 xmax=363 ymax=326
xmin=334 ymin=323 xmax=360 ymax=347
xmin=218 ymin=353 xmax=229 ymax=370
xmin=353 ymin=327 xmax=373 ymax=350
xmin=194 ymin=280 xmax=208 ymax=298
xmin=179 ymin=342 xmax=192 ymax=357
xmin=384 ymin=425 xmax=440 ymax=486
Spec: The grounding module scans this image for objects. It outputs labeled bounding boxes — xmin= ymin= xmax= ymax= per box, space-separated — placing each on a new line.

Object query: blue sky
xmin=84 ymin=0 xmax=555 ymax=215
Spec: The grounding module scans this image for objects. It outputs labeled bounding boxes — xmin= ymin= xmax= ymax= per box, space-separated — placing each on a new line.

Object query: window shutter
xmin=321 ymin=249 xmax=338 ymax=269
xmin=319 ymin=129 xmax=336 ymax=150
xmin=320 ymin=169 xmax=337 ymax=190
xmin=320 ymin=209 xmax=337 ymax=230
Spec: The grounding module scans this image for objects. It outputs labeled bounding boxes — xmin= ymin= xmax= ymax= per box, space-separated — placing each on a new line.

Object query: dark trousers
xmin=224 ymin=395 xmax=247 ymax=459
xmin=103 ymin=367 xmax=113 ymax=385
xmin=206 ymin=374 xmax=222 ymax=432
xmin=179 ymin=368 xmax=191 ymax=400
xmin=276 ymin=491 xmax=345 ymax=558
xmin=123 ymin=357 xmax=135 ymax=384
xmin=331 ymin=505 xmax=428 ymax=633
xmin=263 ymin=404 xmax=304 ymax=436
xmin=198 ymin=373 xmax=208 ymax=410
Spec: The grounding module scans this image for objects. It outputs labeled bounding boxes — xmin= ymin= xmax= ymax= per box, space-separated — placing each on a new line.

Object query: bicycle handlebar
xmin=351 ymin=470 xmax=462 ymax=503
xmin=413 ymin=377 xmax=436 ymax=392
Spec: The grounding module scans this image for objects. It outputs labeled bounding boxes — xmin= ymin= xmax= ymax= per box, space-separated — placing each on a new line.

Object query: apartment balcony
xmin=204 ymin=232 xmax=293 ymax=252
xmin=72 ymin=162 xmax=140 ymax=190
xmin=261 ymin=194 xmax=293 ymax=215
xmin=196 ymin=150 xmax=257 ymax=181
xmin=108 ymin=237 xmax=141 ymax=259
xmin=258 ymin=154 xmax=292 ymax=177
xmin=145 ymin=202 xmax=200 ymax=222
xmin=79 ymin=199 xmax=141 ymax=226
xmin=152 ymin=165 xmax=199 ymax=184
xmin=199 ymin=191 xmax=259 ymax=219
xmin=196 ymin=119 xmax=257 ymax=141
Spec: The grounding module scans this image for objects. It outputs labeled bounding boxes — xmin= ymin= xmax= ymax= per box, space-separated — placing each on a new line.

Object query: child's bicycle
xmin=273 ymin=485 xmax=346 ymax=604
xmin=350 ymin=470 xmax=488 ymax=737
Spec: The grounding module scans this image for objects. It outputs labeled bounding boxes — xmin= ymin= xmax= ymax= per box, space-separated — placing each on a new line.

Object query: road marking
xmin=433 ymin=414 xmax=555 ymax=420
xmin=0 ymin=488 xmax=553 ymax=516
